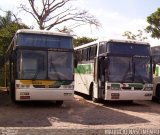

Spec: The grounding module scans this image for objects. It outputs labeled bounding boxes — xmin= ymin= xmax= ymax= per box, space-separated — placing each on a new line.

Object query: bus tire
xmin=55 ymin=100 xmax=63 ymax=106
xmin=90 ymin=83 xmax=99 ymax=103
xmin=156 ymin=85 xmax=160 ymax=103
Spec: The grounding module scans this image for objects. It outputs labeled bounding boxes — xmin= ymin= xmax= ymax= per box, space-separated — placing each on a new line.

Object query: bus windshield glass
xmin=17 ymin=50 xmax=73 ymax=80
xmin=48 ymin=51 xmax=73 ymax=80
xmin=17 ymin=33 xmax=72 ymax=49
xmin=107 ymin=56 xmax=151 ymax=83
xmin=133 ymin=56 xmax=151 ymax=83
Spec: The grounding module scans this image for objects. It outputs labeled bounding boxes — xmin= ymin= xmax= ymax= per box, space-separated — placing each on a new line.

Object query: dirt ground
xmin=0 ymin=90 xmax=160 ymax=135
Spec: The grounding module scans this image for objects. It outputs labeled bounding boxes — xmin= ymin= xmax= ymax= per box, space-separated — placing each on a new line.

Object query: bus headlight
xmin=110 ymin=84 xmax=120 ymax=90
xmin=144 ymin=84 xmax=153 ymax=87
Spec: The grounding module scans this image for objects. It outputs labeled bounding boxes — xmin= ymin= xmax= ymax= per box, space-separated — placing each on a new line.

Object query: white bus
xmin=4 ymin=29 xmax=74 ymax=105
xmin=74 ymin=39 xmax=153 ymax=102
xmin=151 ymin=46 xmax=160 ymax=102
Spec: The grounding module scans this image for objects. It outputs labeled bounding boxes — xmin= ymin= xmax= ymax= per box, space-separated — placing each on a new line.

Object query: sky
xmin=0 ymin=0 xmax=160 ymax=46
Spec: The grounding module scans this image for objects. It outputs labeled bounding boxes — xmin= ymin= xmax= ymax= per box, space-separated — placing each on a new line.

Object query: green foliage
xmin=0 ymin=11 xmax=28 ymax=55
xmin=146 ymin=8 xmax=160 ymax=39
xmin=123 ymin=30 xmax=147 ymax=41
xmin=0 ymin=11 xmax=12 ymax=28
xmin=73 ymin=36 xmax=97 ymax=47
xmin=123 ymin=31 xmax=136 ymax=40
xmin=0 ymin=23 xmax=28 ymax=55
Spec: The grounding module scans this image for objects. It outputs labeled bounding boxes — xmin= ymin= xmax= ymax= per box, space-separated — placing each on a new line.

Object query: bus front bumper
xmin=15 ymin=88 xmax=74 ymax=101
xmin=105 ymin=90 xmax=153 ymax=101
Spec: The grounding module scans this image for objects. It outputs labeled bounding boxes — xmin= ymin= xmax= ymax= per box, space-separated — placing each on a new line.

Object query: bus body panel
xmin=74 ymin=73 xmax=93 ymax=95
xmin=15 ymin=79 xmax=74 ymax=101
xmin=74 ymin=63 xmax=94 ymax=95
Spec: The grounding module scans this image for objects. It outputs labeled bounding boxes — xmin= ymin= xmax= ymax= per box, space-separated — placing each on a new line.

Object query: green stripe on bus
xmin=128 ymin=84 xmax=143 ymax=89
xmin=75 ymin=64 xmax=92 ymax=74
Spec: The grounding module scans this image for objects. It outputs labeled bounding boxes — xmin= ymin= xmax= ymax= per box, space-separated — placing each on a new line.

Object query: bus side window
xmin=99 ymin=42 xmax=106 ymax=54
xmin=82 ymin=48 xmax=89 ymax=61
xmin=76 ymin=50 xmax=82 ymax=62
xmin=90 ymin=45 xmax=97 ymax=60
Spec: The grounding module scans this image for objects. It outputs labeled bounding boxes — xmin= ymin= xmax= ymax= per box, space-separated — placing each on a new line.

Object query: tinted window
xmin=108 ymin=42 xmax=150 ymax=56
xmin=90 ymin=45 xmax=97 ymax=60
xmin=17 ymin=50 xmax=47 ymax=79
xmin=17 ymin=33 xmax=72 ymax=49
xmin=82 ymin=48 xmax=89 ymax=61
xmin=99 ymin=42 xmax=106 ymax=54
xmin=48 ymin=51 xmax=73 ymax=80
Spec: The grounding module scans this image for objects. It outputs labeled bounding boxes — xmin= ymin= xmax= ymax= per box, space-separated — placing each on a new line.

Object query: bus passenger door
xmin=98 ymin=57 xmax=106 ymax=99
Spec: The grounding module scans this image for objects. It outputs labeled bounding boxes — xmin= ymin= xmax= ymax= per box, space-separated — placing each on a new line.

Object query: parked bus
xmin=4 ymin=29 xmax=74 ymax=105
xmin=74 ymin=39 xmax=153 ymax=102
xmin=151 ymin=46 xmax=160 ymax=102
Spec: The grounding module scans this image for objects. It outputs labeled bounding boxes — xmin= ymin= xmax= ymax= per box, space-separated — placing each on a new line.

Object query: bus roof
xmin=16 ymin=29 xmax=73 ymax=37
xmin=74 ymin=38 xmax=150 ymax=50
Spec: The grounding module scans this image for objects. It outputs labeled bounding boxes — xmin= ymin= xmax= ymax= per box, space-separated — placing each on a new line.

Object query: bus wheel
xmin=55 ymin=100 xmax=64 ymax=106
xmin=90 ymin=84 xmax=99 ymax=103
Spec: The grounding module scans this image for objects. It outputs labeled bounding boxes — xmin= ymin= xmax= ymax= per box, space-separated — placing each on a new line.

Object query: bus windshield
xmin=107 ymin=56 xmax=151 ymax=83
xmin=17 ymin=50 xmax=73 ymax=80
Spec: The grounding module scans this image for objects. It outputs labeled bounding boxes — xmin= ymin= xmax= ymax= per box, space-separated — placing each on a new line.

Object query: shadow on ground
xmin=0 ymin=90 xmax=149 ymax=127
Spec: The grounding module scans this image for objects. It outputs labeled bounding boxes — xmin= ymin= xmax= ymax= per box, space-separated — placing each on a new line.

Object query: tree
xmin=123 ymin=31 xmax=136 ymax=40
xmin=0 ymin=9 xmax=21 ymax=28
xmin=19 ymin=0 xmax=100 ymax=30
xmin=56 ymin=26 xmax=73 ymax=33
xmin=0 ymin=11 xmax=28 ymax=55
xmin=123 ymin=30 xmax=147 ymax=41
xmin=146 ymin=8 xmax=160 ymax=39
xmin=0 ymin=11 xmax=12 ymax=28
xmin=73 ymin=36 xmax=96 ymax=47
xmin=0 ymin=23 xmax=28 ymax=55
